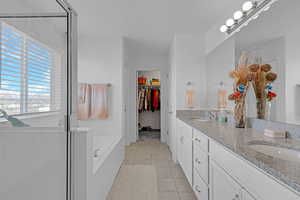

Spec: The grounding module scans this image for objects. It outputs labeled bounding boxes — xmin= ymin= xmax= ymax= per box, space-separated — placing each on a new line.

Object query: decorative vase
xmin=234 ymin=96 xmax=247 ymax=128
xmin=256 ymin=97 xmax=266 ymax=119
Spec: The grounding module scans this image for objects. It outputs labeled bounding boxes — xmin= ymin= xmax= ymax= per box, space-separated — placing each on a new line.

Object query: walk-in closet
xmin=137 ymin=71 xmax=161 ymax=141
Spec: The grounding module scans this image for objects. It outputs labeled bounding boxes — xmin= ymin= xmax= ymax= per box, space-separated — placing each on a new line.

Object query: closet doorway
xmin=137 ymin=71 xmax=161 ymax=142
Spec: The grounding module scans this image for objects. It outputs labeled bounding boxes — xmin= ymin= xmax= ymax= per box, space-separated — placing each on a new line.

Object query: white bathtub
xmin=93 ymin=133 xmax=122 ymax=174
xmin=73 ymin=126 xmax=124 ymax=200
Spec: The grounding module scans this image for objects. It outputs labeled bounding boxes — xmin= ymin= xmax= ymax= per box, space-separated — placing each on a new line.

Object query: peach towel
xmin=90 ymin=84 xmax=109 ymax=119
xmin=186 ymin=90 xmax=195 ymax=108
xmin=77 ymin=83 xmax=91 ymax=120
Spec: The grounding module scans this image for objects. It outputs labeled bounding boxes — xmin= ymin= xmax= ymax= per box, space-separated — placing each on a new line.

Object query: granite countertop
xmin=177 ymin=110 xmax=300 ymax=194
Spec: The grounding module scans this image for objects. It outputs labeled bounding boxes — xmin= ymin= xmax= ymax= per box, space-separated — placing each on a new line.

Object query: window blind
xmin=0 ymin=22 xmax=60 ymax=115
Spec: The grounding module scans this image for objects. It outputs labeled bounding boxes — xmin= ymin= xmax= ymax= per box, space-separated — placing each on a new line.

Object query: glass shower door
xmin=0 ymin=1 xmax=77 ymax=200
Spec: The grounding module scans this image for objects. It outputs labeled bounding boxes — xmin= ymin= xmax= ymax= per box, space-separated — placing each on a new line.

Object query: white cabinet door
xmin=210 ymin=162 xmax=242 ymax=200
xmin=182 ymin=122 xmax=193 ymax=186
xmin=176 ymin=119 xmax=184 ymax=166
xmin=176 ymin=119 xmax=193 ymax=186
xmin=193 ymin=170 xmax=209 ymax=200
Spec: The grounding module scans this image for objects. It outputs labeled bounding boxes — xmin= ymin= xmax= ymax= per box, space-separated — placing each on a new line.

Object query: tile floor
xmin=139 ymin=131 xmax=161 ymax=142
xmin=107 ymin=141 xmax=196 ymax=200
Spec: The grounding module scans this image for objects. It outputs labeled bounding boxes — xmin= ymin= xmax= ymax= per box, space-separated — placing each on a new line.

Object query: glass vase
xmin=256 ymin=97 xmax=266 ymax=119
xmin=234 ymin=97 xmax=247 ymax=128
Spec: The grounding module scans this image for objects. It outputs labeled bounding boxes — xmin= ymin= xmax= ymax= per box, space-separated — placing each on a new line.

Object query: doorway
xmin=137 ymin=71 xmax=161 ymax=142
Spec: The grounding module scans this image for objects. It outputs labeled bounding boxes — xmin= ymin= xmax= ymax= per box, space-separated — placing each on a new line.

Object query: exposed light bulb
xmin=242 ymin=1 xmax=254 ymax=12
xmin=226 ymin=18 xmax=235 ymax=27
xmin=220 ymin=25 xmax=228 ymax=33
xmin=233 ymin=10 xmax=243 ymax=20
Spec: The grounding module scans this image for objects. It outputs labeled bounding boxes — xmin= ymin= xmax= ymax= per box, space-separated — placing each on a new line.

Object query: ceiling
xmin=20 ymin=0 xmax=245 ymax=55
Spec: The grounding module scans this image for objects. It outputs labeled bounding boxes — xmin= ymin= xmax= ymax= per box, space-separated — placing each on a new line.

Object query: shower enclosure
xmin=0 ymin=1 xmax=77 ymax=200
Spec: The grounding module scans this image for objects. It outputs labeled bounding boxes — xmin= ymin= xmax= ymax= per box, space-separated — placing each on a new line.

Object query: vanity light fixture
xmin=220 ymin=25 xmax=228 ymax=33
xmin=233 ymin=10 xmax=243 ymax=20
xmin=220 ymin=0 xmax=278 ymax=35
xmin=242 ymin=1 xmax=255 ymax=12
xmin=226 ymin=18 xmax=235 ymax=27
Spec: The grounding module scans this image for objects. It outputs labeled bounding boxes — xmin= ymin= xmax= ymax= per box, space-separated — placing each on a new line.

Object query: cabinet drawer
xmin=210 ymin=141 xmax=300 ymax=200
xmin=193 ymin=146 xmax=209 ymax=184
xmin=193 ymin=129 xmax=208 ymax=153
xmin=193 ymin=170 xmax=209 ymax=200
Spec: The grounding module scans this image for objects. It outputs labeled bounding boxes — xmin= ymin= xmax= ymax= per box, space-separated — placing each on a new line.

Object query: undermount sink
xmin=249 ymin=144 xmax=300 ymax=163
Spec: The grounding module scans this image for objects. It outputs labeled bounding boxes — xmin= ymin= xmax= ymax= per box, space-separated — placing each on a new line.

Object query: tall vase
xmin=256 ymin=97 xmax=266 ymax=119
xmin=234 ymin=97 xmax=247 ymax=128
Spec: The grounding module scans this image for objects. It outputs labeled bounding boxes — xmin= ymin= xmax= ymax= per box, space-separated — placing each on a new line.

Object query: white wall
xmin=123 ymin=38 xmax=169 ymax=145
xmin=205 ymin=37 xmax=235 ymax=110
xmin=78 ymin=36 xmax=124 ymax=137
xmin=169 ymin=35 xmax=206 ymax=161
xmin=204 ymin=0 xmax=244 ymax=54
xmin=77 ymin=36 xmax=125 ymax=200
xmin=172 ymin=35 xmax=207 ymax=109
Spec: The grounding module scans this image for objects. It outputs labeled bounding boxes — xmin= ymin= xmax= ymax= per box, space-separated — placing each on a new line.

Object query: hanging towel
xmin=90 ymin=84 xmax=109 ymax=119
xmin=77 ymin=83 xmax=91 ymax=120
xmin=185 ymin=90 xmax=195 ymax=108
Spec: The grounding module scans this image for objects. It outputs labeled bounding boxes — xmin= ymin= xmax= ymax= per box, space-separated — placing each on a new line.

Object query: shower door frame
xmin=0 ymin=1 xmax=78 ymax=200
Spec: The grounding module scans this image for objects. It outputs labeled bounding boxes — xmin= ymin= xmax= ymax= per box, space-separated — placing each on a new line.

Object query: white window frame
xmin=0 ymin=21 xmax=60 ymax=116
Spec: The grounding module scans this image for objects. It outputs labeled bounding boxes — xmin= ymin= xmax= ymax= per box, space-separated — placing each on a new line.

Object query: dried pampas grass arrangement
xmin=248 ymin=60 xmax=277 ymax=119
xmin=229 ymin=52 xmax=251 ymax=128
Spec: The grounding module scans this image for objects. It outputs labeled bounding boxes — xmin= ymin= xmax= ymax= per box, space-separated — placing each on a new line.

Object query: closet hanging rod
xmin=138 ymin=85 xmax=160 ymax=88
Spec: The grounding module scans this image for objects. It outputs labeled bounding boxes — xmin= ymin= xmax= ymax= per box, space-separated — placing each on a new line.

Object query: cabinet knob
xmin=195 ymin=185 xmax=201 ymax=193
xmin=195 ymin=138 xmax=201 ymax=143
xmin=195 ymin=158 xmax=201 ymax=164
xmin=94 ymin=148 xmax=101 ymax=158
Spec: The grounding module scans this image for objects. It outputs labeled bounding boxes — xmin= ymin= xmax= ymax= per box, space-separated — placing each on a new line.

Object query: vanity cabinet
xmin=210 ymin=162 xmax=241 ymax=200
xmin=176 ymin=119 xmax=193 ymax=185
xmin=210 ymin=162 xmax=258 ymax=200
xmin=210 ymin=140 xmax=299 ymax=200
xmin=193 ymin=129 xmax=209 ymax=200
xmin=193 ymin=168 xmax=209 ymax=200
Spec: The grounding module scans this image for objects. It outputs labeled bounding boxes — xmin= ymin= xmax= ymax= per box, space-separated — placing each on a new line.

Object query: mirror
xmin=205 ymin=0 xmax=300 ymax=125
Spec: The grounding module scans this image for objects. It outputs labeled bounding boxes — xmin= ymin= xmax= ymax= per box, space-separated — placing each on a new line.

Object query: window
xmin=0 ymin=22 xmax=59 ymax=115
